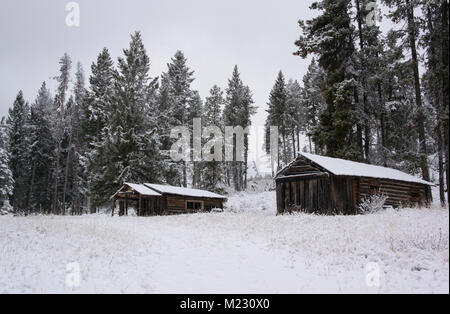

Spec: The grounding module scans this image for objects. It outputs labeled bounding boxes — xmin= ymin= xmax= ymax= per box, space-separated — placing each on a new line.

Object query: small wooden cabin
xmin=111 ymin=183 xmax=227 ymax=216
xmin=275 ymin=153 xmax=433 ymax=215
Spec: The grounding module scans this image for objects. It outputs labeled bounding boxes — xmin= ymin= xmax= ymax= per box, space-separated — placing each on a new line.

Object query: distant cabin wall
xmin=276 ymin=176 xmax=359 ymax=215
xmin=357 ymin=177 xmax=431 ymax=208
xmin=164 ymin=194 xmax=224 ymax=214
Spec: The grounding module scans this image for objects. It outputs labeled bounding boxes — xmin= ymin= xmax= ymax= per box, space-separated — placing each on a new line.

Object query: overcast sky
xmin=0 ymin=0 xmax=319 ymax=123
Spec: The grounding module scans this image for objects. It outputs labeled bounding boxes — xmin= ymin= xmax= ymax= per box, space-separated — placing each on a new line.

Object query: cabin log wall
xmin=165 ymin=195 xmax=224 ymax=214
xmin=358 ymin=177 xmax=431 ymax=207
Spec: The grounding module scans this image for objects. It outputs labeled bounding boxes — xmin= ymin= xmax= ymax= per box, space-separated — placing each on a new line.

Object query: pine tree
xmin=295 ymin=0 xmax=360 ymax=160
xmin=368 ymin=30 xmax=401 ymax=167
xmin=421 ymin=0 xmax=449 ymax=205
xmin=382 ymin=0 xmax=431 ymax=182
xmin=85 ymin=48 xmax=115 ymax=138
xmin=167 ymin=51 xmax=195 ymax=126
xmin=98 ymin=31 xmax=162 ymax=202
xmin=199 ymin=85 xmax=225 ymax=193
xmin=52 ymin=53 xmax=72 ymax=214
xmin=301 ymin=59 xmax=326 ymax=153
xmin=286 ymin=79 xmax=304 ymax=157
xmin=265 ymin=71 xmax=289 ymax=168
xmin=0 ymin=117 xmax=14 ymax=213
xmin=223 ymin=66 xmax=256 ymax=191
xmin=188 ymin=91 xmax=203 ymax=188
xmin=62 ymin=62 xmax=86 ymax=215
xmin=204 ymin=86 xmax=224 ymax=127
xmin=27 ymin=83 xmax=56 ymax=213
xmin=354 ymin=0 xmax=385 ymax=163
xmin=361 ymin=21 xmax=392 ymax=168
xmin=374 ymin=30 xmax=425 ymax=175
xmin=155 ymin=73 xmax=180 ymax=185
xmin=7 ymin=91 xmax=31 ymax=213
xmin=83 ymin=48 xmax=115 ymax=212
xmin=162 ymin=50 xmax=196 ymax=187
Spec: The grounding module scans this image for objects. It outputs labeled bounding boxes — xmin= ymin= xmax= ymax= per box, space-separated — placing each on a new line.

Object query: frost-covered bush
xmin=359 ymin=194 xmax=388 ymax=215
xmin=224 ymin=191 xmax=276 ymax=214
xmin=0 ymin=199 xmax=13 ymax=215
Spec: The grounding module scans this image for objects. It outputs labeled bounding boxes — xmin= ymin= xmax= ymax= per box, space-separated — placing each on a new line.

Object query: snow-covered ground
xmin=0 ymin=191 xmax=448 ymax=294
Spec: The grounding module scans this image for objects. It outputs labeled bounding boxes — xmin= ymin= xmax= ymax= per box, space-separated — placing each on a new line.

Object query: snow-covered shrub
xmin=0 ymin=199 xmax=13 ymax=215
xmin=359 ymin=194 xmax=388 ymax=215
xmin=224 ymin=191 xmax=276 ymax=214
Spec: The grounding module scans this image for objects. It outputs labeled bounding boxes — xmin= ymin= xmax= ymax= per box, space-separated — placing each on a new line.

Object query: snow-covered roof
xmin=280 ymin=153 xmax=433 ymax=186
xmin=145 ymin=183 xmax=227 ymax=199
xmin=123 ymin=183 xmax=162 ymax=196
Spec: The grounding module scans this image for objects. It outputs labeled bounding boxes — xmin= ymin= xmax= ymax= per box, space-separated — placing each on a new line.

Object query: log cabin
xmin=275 ymin=153 xmax=433 ymax=215
xmin=111 ymin=183 xmax=227 ymax=216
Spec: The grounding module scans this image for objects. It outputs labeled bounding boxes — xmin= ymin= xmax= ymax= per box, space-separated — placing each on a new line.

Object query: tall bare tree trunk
xmin=244 ymin=134 xmax=249 ymax=190
xmin=292 ymin=129 xmax=296 ymax=159
xmin=355 ymin=0 xmax=371 ymax=162
xmin=354 ymin=90 xmax=364 ymax=160
xmin=26 ymin=163 xmax=36 ymax=212
xmin=441 ymin=0 xmax=449 ymax=206
xmin=426 ymin=4 xmax=446 ymax=206
xmin=192 ymin=161 xmax=197 ymax=189
xmin=62 ymin=129 xmax=73 ymax=216
xmin=378 ymin=82 xmax=387 ymax=167
xmin=406 ymin=0 xmax=431 ymax=182
xmin=183 ymin=162 xmax=187 ymax=187
xmin=53 ymin=104 xmax=64 ymax=215
xmin=282 ymin=132 xmax=287 ymax=166
xmin=437 ymin=127 xmax=446 ymax=206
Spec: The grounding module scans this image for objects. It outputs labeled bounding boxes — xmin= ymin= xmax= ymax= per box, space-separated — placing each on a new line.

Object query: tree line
xmin=265 ymin=0 xmax=449 ymax=206
xmin=0 ymin=32 xmax=256 ymax=215
xmin=1 ymin=0 xmax=448 ymax=214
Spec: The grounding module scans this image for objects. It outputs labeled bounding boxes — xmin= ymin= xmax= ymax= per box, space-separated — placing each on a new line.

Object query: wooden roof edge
xmin=144 ymin=183 xmax=228 ymax=200
xmin=276 ymin=172 xmax=329 ymax=181
xmin=275 ymin=155 xmax=330 ymax=178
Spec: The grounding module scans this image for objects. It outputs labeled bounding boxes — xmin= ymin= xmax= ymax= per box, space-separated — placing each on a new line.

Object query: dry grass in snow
xmin=0 ymin=191 xmax=448 ymax=294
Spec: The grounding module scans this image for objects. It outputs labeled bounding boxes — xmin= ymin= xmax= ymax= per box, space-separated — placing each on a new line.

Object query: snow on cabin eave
xmin=144 ymin=183 xmax=227 ymax=200
xmin=110 ymin=183 xmax=162 ymax=200
xmin=300 ymin=152 xmax=434 ymax=186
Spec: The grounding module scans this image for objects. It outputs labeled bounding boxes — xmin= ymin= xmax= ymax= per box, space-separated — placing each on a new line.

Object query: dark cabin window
xmin=187 ymin=201 xmax=202 ymax=210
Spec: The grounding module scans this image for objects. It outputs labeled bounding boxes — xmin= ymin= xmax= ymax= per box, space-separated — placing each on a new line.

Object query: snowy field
xmin=0 ymin=191 xmax=448 ymax=294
